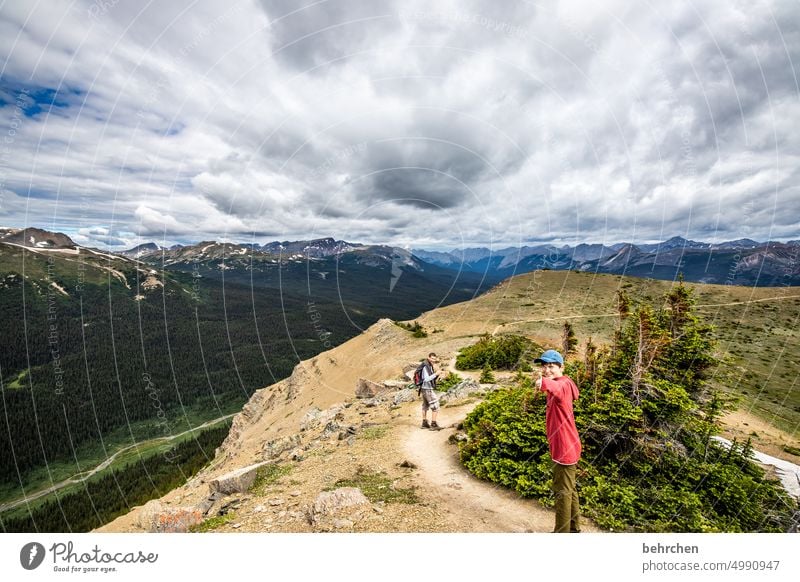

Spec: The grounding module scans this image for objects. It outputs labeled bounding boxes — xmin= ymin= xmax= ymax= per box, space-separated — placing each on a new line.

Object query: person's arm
xmin=540 ymin=377 xmax=562 ymax=397
xmin=422 ymin=365 xmax=438 ymax=383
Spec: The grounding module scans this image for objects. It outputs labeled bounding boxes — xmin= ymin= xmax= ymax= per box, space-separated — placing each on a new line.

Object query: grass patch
xmin=783 ymin=445 xmax=800 ymax=457
xmin=360 ymin=425 xmax=389 ymax=440
xmin=394 ymin=320 xmax=428 ymax=338
xmin=330 ymin=469 xmax=418 ymax=504
xmin=249 ymin=463 xmax=291 ymax=495
xmin=189 ymin=512 xmax=236 ymax=533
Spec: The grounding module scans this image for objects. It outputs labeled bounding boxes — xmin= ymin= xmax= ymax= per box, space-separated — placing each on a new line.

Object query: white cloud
xmin=0 ymin=0 xmax=797 ymax=249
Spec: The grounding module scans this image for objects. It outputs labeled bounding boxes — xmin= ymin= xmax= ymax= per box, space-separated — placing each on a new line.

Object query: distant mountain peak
xmin=119 ymin=242 xmax=163 ymax=258
xmin=0 ymin=227 xmax=76 ymax=249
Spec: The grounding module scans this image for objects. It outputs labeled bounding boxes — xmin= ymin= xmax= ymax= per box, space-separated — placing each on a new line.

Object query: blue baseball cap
xmin=534 ymin=349 xmax=564 ymax=365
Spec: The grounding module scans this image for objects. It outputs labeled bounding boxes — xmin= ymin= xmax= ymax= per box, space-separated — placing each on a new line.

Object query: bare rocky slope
xmin=96 ymin=274 xmax=800 ymax=533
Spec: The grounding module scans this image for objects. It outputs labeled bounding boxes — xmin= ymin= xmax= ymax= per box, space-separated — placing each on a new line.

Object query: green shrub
xmin=458 ymin=283 xmax=798 ymax=532
xmin=189 ymin=512 xmax=236 ymax=533
xmin=394 ymin=320 xmax=428 ymax=337
xmin=436 ymin=372 xmax=463 ymax=392
xmin=479 ymin=363 xmax=496 ymax=383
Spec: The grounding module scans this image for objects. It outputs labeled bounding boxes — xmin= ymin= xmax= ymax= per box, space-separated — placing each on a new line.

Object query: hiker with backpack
xmin=415 ymin=352 xmax=442 ymax=430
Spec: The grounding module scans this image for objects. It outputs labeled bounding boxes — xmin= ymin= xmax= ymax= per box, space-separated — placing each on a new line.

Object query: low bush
xmin=459 ymin=283 xmax=798 ymax=532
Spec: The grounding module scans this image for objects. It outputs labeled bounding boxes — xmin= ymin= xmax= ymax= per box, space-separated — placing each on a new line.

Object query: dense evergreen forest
xmin=0 ymin=423 xmax=230 ymax=532
xmin=0 ymin=244 xmax=489 ymax=486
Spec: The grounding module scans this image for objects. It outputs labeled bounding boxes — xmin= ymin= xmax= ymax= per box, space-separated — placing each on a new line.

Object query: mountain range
xmin=125 ymin=233 xmax=800 ymax=287
xmin=412 ymin=236 xmax=800 ymax=286
xmin=2 ymin=227 xmax=798 ymax=286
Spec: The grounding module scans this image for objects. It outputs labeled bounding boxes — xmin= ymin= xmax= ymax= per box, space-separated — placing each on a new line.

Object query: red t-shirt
xmin=540 ymin=376 xmax=581 ymax=465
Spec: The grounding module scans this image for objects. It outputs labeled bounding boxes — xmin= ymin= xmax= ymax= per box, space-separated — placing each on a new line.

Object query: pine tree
xmin=562 ymin=322 xmax=578 ymax=356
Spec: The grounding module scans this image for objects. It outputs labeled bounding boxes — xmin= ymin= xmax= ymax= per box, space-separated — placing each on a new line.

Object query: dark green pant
xmin=552 ymin=463 xmax=581 ymax=533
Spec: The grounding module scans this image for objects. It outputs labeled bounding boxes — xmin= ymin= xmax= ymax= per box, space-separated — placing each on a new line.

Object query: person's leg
xmin=421 ymin=394 xmax=430 ymax=428
xmin=570 ymin=478 xmax=581 ymax=533
xmin=429 ymin=393 xmax=441 ymax=428
xmin=552 ymin=463 xmax=576 ymax=533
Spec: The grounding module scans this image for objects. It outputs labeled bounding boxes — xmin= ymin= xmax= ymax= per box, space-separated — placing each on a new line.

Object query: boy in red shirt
xmin=534 ymin=349 xmax=581 ymax=533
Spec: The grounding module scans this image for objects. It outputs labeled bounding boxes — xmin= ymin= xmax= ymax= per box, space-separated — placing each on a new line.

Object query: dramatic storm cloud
xmin=0 ymin=0 xmax=798 ymax=249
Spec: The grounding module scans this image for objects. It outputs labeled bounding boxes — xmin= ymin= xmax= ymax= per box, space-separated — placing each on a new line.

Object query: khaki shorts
xmin=420 ymin=388 xmax=440 ymax=412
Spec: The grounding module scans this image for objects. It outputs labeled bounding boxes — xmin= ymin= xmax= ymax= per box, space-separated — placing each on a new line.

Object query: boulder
xmin=209 ymin=460 xmax=272 ymax=495
xmin=263 ymin=434 xmax=302 ymax=459
xmin=402 ymin=362 xmax=419 ymax=379
xmin=320 ymin=420 xmax=341 ymax=440
xmin=439 ymin=379 xmax=485 ymax=406
xmin=300 ymin=404 xmax=344 ymax=431
xmin=381 ymin=380 xmax=409 ymax=391
xmin=355 ymin=378 xmax=389 ymax=398
xmin=393 ymin=388 xmax=417 ymax=405
xmin=308 ymin=487 xmax=371 ymax=526
xmin=134 ymin=500 xmax=204 ymax=533
xmin=196 ymin=491 xmax=225 ymax=516
xmin=300 ymin=407 xmax=323 ymax=431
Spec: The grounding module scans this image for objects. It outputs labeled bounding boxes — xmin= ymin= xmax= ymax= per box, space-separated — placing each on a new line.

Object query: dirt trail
xmin=401 ymin=403 xmax=597 ymax=533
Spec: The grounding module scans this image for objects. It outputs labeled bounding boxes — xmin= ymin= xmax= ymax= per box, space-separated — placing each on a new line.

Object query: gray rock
xmin=320 ymin=420 xmax=341 ymax=440
xmin=299 ymin=407 xmax=323 ymax=431
xmin=440 ymin=379 xmax=486 ymax=406
xmin=308 ymin=487 xmax=371 ymax=526
xmin=338 ymin=426 xmax=357 ymax=440
xmin=355 ymin=378 xmax=390 ymax=398
xmin=381 ymin=380 xmax=409 ymax=391
xmin=402 ymin=362 xmax=419 ymax=380
xmin=134 ymin=500 xmax=204 ymax=533
xmin=205 ymin=496 xmax=241 ymax=518
xmin=263 ymin=434 xmax=302 ymax=459
xmin=196 ymin=491 xmax=225 ymax=516
xmin=393 ymin=388 xmax=417 ymax=405
xmin=209 ymin=461 xmax=273 ymax=495
xmin=300 ymin=404 xmax=345 ymax=431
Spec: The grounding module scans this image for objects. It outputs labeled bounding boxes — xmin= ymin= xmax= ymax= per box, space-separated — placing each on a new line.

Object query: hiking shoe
xmin=430 ymin=421 xmax=442 ymax=430
xmin=421 ymin=419 xmax=430 ymax=429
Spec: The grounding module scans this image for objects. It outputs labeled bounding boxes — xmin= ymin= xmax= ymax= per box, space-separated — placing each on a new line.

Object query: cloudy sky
xmin=0 ymin=0 xmax=798 ymax=250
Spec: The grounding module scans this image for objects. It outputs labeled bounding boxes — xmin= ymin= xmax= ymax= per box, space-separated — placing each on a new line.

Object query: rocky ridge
xmin=96 ymin=318 xmax=509 ymax=533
